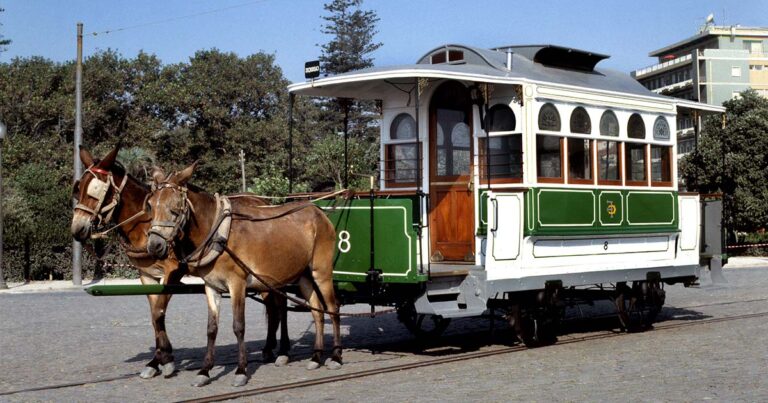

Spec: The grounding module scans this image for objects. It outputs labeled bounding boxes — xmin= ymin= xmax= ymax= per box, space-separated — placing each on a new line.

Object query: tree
xmin=681 ymin=89 xmax=768 ymax=232
xmin=0 ymin=7 xmax=11 ymax=52
xmin=310 ymin=0 xmax=382 ymax=189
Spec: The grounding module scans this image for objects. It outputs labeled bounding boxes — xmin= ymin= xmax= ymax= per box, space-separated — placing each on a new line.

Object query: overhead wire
xmin=89 ymin=0 xmax=271 ymax=37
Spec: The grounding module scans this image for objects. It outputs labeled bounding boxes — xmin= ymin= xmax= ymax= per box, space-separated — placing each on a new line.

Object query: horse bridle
xmin=147 ymin=182 xmax=192 ymax=243
xmin=74 ymin=165 xmax=128 ymax=229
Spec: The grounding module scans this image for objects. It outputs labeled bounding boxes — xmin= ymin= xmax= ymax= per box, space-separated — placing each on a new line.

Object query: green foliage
xmin=319 ymin=0 xmax=382 ymax=75
xmin=681 ymin=90 xmax=768 ymax=232
xmin=248 ymin=163 xmax=309 ymax=201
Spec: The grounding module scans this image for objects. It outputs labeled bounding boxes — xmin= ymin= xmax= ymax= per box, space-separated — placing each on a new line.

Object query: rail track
xmin=2 ymin=300 xmax=767 ymax=400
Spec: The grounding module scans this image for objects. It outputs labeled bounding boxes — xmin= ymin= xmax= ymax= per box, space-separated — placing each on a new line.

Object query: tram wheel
xmin=513 ymin=308 xmax=559 ymax=348
xmin=396 ymin=303 xmax=451 ymax=340
xmin=615 ymin=280 xmax=665 ymax=332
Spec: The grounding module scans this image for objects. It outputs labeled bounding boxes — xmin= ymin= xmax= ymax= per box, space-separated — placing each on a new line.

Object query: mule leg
xmin=261 ymin=292 xmax=278 ymax=363
xmin=193 ymin=285 xmax=221 ymax=387
xmin=139 ymin=274 xmax=168 ymax=379
xmin=229 ymin=280 xmax=249 ymax=387
xmin=310 ymin=236 xmax=343 ymax=370
xmin=317 ymin=279 xmax=342 ymax=370
xmin=298 ymin=276 xmax=325 ymax=370
xmin=275 ymin=293 xmax=291 ymax=366
xmin=156 ymin=267 xmax=186 ymax=377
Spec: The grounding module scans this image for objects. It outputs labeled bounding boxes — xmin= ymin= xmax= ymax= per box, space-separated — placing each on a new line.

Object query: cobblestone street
xmin=1 ymin=266 xmax=767 ymax=402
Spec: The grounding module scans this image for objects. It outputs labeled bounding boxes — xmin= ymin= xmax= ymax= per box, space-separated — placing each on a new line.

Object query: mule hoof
xmin=161 ymin=362 xmax=176 ymax=377
xmin=324 ymin=358 xmax=342 ymax=370
xmin=192 ymin=375 xmax=211 ymax=387
xmin=139 ymin=366 xmax=158 ymax=379
xmin=306 ymin=360 xmax=321 ymax=370
xmin=232 ymin=374 xmax=248 ymax=387
xmin=274 ymin=355 xmax=290 ymax=367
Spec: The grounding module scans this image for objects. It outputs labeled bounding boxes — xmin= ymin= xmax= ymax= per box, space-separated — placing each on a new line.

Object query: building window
xmin=731 ymin=66 xmax=742 ymax=77
xmin=599 ymin=110 xmax=619 ymax=137
xmin=537 ymin=135 xmax=563 ymax=182
xmin=597 ymin=140 xmax=621 ymax=185
xmin=628 ymin=113 xmax=646 ymax=139
xmin=538 ymin=103 xmax=561 ymax=131
xmin=385 ymin=113 xmax=419 ymax=186
xmin=570 ymin=107 xmax=591 ymax=134
xmin=651 ymin=145 xmax=672 ymax=186
xmin=744 ymin=41 xmax=764 ymax=55
xmin=625 ymin=143 xmax=647 ymax=185
xmin=479 ymin=104 xmax=521 ymax=182
xmin=652 ymin=116 xmax=670 ymax=141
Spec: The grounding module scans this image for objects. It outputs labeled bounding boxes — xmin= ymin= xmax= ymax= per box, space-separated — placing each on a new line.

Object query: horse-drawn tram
xmin=77 ymin=42 xmax=724 ymax=385
xmin=285 ymin=43 xmax=724 ymax=341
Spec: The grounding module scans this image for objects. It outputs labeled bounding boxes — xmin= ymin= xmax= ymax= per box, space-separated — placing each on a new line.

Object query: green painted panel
xmin=626 ymin=192 xmax=676 ymax=225
xmin=537 ymin=189 xmax=595 ymax=226
xmin=524 ymin=188 xmax=678 ymax=236
xmin=316 ymin=198 xmax=423 ymax=284
xmin=477 ymin=190 xmax=489 ymax=235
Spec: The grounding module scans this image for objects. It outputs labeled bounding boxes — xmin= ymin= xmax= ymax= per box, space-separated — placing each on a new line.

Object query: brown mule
xmin=70 ymin=146 xmax=291 ymax=380
xmin=145 ymin=163 xmax=342 ymax=388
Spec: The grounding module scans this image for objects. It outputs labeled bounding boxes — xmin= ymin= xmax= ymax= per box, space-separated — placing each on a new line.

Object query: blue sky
xmin=2 ymin=0 xmax=767 ymax=83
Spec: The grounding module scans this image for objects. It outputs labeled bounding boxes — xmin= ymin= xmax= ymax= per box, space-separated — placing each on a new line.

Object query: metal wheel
xmin=615 ymin=280 xmax=665 ymax=332
xmin=396 ymin=303 xmax=451 ymax=339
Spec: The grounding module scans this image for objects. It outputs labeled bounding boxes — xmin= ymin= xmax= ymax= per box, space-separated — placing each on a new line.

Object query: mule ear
xmin=98 ymin=144 xmax=121 ymax=169
xmin=79 ymin=146 xmax=94 ymax=167
xmin=151 ymin=166 xmax=166 ymax=186
xmin=174 ymin=161 xmax=198 ymax=185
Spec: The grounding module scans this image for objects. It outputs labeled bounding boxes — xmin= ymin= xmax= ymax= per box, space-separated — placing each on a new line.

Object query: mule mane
xmin=91 ymin=158 xmax=151 ymax=192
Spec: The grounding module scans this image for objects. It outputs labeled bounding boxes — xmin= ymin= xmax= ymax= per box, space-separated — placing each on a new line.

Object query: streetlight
xmin=0 ymin=119 xmax=8 ymax=289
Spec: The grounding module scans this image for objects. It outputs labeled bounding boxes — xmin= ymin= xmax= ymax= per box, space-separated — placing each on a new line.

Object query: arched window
xmin=628 ymin=113 xmax=646 ymax=139
xmin=385 ymin=113 xmax=419 ymax=186
xmin=485 ymin=104 xmax=516 ymax=132
xmin=599 ymin=110 xmax=619 ymax=137
xmin=538 ymin=103 xmax=561 ymax=131
xmin=479 ymin=104 xmax=521 ymax=183
xmin=390 ymin=113 xmax=416 ymax=140
xmin=570 ymin=107 xmax=591 ymax=134
xmin=652 ymin=116 xmax=670 ymax=140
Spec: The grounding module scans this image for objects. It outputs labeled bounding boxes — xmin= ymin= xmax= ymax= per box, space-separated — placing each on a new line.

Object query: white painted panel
xmin=533 ymin=236 xmax=670 ymax=258
xmin=489 ymin=193 xmax=523 ymax=261
xmin=679 ymin=196 xmax=700 ymax=251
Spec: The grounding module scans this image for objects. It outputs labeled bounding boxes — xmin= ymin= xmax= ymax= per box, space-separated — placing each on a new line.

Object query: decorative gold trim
xmin=418 ymin=78 xmax=429 ymax=97
xmin=512 ymin=85 xmax=524 ymax=106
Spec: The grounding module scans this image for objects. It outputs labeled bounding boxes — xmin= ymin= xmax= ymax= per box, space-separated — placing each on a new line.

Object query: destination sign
xmin=305 ymin=61 xmax=321 ymax=79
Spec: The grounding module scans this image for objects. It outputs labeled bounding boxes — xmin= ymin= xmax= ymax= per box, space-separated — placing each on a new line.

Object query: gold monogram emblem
xmin=606 ymin=201 xmax=617 ymax=218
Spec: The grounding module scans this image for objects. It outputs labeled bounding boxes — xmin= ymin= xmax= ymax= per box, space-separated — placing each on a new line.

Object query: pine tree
xmin=0 ymin=7 xmax=11 ymax=52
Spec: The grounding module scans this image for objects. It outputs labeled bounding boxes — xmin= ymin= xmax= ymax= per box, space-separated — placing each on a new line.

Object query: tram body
xmin=289 ymin=44 xmax=721 ymax=320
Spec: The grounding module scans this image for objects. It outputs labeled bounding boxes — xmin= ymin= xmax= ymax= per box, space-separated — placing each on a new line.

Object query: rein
xmin=75 ymin=165 xmax=129 ymax=231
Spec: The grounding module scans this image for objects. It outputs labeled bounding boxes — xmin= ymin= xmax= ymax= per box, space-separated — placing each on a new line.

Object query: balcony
xmin=632 ymin=54 xmax=693 ymax=78
xmin=651 ymin=78 xmax=693 ymax=94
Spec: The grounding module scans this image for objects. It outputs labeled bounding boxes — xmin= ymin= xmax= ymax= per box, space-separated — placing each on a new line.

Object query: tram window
xmin=479 ymin=135 xmax=523 ymax=182
xmin=567 ymin=138 xmax=592 ymax=184
xmin=538 ymin=103 xmax=561 ymax=131
xmin=485 ymin=104 xmax=516 ymax=132
xmin=597 ymin=140 xmax=621 ymax=185
xmin=570 ymin=107 xmax=591 ymax=134
xmin=385 ymin=113 xmax=419 ymax=187
xmin=386 ymin=144 xmax=420 ymax=185
xmin=599 ymin=110 xmax=619 ymax=137
xmin=625 ymin=143 xmax=648 ymax=185
xmin=628 ymin=114 xmax=646 ymax=139
xmin=536 ymin=135 xmax=563 ymax=182
xmin=651 ymin=145 xmax=672 ymax=185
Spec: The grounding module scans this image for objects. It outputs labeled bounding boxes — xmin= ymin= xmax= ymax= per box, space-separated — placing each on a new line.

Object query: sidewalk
xmin=1 ymin=257 xmax=765 ymax=294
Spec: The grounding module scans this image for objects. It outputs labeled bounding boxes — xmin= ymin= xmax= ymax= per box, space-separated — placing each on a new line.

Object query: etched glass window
xmin=485 ymin=104 xmax=516 ymax=132
xmin=570 ymin=107 xmax=591 ymax=134
xmin=628 ymin=113 xmax=646 ymax=139
xmin=538 ymin=103 xmax=561 ymax=131
xmin=385 ymin=113 xmax=419 ymax=186
xmin=390 ymin=113 xmax=416 ymax=140
xmin=436 ymin=109 xmax=471 ymax=177
xmin=599 ymin=110 xmax=619 ymax=137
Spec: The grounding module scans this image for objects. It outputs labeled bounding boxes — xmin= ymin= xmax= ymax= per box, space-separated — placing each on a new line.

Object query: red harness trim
xmin=90 ymin=166 xmax=110 ymax=175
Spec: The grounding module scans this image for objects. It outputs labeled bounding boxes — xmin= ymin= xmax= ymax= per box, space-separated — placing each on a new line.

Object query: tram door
xmin=428 ymin=81 xmax=475 ymax=262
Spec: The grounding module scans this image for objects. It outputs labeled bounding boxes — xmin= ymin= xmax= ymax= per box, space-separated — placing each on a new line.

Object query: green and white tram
xmin=289 ymin=43 xmax=723 ymax=340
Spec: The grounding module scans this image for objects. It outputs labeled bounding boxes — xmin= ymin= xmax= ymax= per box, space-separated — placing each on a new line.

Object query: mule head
xmin=146 ymin=162 xmax=197 ymax=259
xmin=70 ymin=145 xmax=122 ymax=241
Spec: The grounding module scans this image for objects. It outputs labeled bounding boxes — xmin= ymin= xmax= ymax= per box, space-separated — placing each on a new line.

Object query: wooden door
xmin=428 ymin=82 xmax=475 ymax=262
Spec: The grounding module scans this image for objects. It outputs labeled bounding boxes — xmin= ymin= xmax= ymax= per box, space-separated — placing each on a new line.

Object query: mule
xmin=70 ymin=146 xmax=291 ymax=380
xmin=145 ymin=163 xmax=342 ymax=387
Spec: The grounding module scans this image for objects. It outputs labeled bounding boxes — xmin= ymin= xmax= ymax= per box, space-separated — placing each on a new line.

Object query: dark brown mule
xmin=145 ymin=163 xmax=342 ymax=387
xmin=70 ymin=147 xmax=291 ymax=380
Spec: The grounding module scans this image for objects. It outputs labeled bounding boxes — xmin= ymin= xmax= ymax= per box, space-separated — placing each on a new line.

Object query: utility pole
xmin=72 ymin=22 xmax=83 ymax=286
xmin=239 ymin=149 xmax=246 ymax=192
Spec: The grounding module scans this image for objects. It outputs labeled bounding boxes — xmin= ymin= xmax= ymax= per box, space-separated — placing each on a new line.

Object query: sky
xmin=2 ymin=0 xmax=767 ymax=83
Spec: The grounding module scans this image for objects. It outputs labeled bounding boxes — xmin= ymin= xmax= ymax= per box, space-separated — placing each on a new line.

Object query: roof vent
xmin=506 ymin=49 xmax=514 ymax=70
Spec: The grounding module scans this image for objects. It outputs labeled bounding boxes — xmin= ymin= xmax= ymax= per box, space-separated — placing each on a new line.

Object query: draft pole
xmin=287 ymin=93 xmax=294 ymax=194
xmin=342 ymin=98 xmax=350 ymax=189
xmin=239 ymin=149 xmax=246 ymax=192
xmin=72 ymin=22 xmax=83 ymax=286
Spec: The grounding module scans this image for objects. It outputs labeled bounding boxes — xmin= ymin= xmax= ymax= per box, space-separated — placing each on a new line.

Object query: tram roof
xmin=289 ymin=43 xmax=666 ymax=101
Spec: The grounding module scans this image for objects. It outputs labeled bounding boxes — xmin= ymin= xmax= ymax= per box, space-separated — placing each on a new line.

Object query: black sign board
xmin=304 ymin=60 xmax=320 ymax=79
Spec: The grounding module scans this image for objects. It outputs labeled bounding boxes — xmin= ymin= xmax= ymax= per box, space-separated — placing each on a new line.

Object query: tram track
xmin=3 ymin=306 xmax=766 ymax=400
